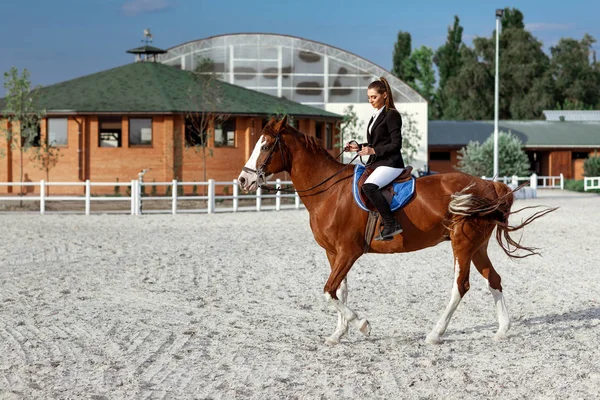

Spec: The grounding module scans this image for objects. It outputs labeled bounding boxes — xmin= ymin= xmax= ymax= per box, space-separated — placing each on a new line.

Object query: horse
xmin=237 ymin=116 xmax=555 ymax=346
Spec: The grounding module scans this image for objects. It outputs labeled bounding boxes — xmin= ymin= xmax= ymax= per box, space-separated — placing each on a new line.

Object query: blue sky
xmin=1 ymin=0 xmax=599 ymax=96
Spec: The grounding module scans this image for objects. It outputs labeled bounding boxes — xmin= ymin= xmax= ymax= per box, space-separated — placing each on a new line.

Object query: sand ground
xmin=0 ymin=189 xmax=599 ymax=399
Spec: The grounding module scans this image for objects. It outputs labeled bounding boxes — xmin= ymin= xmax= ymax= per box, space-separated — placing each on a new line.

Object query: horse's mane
xmin=262 ymin=123 xmax=338 ymax=163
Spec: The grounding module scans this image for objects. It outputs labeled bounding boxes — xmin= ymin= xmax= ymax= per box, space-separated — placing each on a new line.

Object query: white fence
xmin=584 ymin=177 xmax=600 ymax=191
xmin=0 ymin=179 xmax=303 ymax=215
xmin=481 ymin=173 xmax=564 ymax=190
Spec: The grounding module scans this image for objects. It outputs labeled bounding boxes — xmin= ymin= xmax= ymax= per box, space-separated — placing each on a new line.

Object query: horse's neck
xmin=288 ymin=144 xmax=350 ymax=210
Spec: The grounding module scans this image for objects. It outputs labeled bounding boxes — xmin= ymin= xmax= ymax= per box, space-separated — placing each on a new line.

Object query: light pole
xmin=493 ymin=8 xmax=503 ymax=180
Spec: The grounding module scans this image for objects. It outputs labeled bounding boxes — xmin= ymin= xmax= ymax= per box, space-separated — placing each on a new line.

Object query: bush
xmin=583 ymin=151 xmax=600 ymax=177
xmin=457 ymin=131 xmax=530 ymax=177
xmin=564 ymin=179 xmax=600 ymax=193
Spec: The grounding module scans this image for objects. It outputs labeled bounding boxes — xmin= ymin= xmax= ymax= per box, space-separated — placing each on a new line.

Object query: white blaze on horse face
xmin=238 ymin=135 xmax=266 ymax=191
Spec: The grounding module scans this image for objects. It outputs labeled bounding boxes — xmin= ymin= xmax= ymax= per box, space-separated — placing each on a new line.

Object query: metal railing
xmin=0 ymin=179 xmax=303 ymax=215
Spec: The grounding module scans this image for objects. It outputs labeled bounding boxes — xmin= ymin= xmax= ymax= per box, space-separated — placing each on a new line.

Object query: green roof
xmin=429 ymin=120 xmax=600 ymax=148
xmin=0 ymin=62 xmax=341 ymax=118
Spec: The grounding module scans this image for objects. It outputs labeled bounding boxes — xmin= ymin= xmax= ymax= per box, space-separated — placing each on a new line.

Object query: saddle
xmin=357 ymin=166 xmax=413 ymax=212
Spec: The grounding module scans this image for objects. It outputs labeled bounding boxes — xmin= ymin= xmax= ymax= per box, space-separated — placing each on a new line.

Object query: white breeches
xmin=365 ymin=166 xmax=404 ymax=188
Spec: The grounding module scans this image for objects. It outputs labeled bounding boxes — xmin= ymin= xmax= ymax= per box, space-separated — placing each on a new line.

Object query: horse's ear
xmin=274 ymin=115 xmax=288 ymax=132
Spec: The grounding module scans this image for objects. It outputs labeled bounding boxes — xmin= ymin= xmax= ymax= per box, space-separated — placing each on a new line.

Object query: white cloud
xmin=525 ymin=23 xmax=573 ymax=32
xmin=122 ymin=0 xmax=173 ymax=16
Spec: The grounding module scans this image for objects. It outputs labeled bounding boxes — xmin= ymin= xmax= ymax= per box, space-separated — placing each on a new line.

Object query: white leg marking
xmin=325 ymin=278 xmax=349 ymax=346
xmin=324 ymin=289 xmax=370 ymax=344
xmin=426 ymin=259 xmax=463 ymax=344
xmin=488 ymin=282 xmax=510 ymax=340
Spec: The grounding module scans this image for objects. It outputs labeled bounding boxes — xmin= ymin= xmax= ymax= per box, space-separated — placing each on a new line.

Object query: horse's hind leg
xmin=473 ymin=245 xmax=510 ymax=340
xmin=425 ymin=253 xmax=471 ymax=344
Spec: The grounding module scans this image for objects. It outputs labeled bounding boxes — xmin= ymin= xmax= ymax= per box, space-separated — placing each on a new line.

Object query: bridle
xmin=242 ymin=133 xmax=360 ymax=196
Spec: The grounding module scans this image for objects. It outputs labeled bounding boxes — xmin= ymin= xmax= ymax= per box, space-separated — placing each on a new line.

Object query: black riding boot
xmin=362 ymin=183 xmax=403 ymax=241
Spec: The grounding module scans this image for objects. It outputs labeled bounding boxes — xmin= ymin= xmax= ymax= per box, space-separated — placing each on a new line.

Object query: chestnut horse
xmin=238 ymin=116 xmax=554 ymax=346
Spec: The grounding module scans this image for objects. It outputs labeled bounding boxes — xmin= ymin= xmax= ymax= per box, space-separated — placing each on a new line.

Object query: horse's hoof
xmin=425 ymin=332 xmax=442 ymax=345
xmin=325 ymin=336 xmax=340 ymax=346
xmin=358 ymin=319 xmax=371 ymax=337
xmin=493 ymin=332 xmax=508 ymax=341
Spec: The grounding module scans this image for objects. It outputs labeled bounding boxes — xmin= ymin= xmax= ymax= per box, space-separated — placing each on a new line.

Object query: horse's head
xmin=238 ymin=115 xmax=290 ymax=191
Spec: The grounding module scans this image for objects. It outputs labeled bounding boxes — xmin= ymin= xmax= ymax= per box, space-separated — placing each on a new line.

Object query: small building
xmin=428 ymin=120 xmax=600 ymax=179
xmin=0 ymin=48 xmax=342 ymax=194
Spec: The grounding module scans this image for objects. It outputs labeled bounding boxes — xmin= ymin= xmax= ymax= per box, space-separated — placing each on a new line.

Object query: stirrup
xmin=374 ymin=222 xmax=403 ymax=241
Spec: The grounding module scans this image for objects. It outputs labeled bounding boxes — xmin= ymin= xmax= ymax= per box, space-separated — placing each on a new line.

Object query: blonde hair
xmin=367 ymin=77 xmax=396 ymax=110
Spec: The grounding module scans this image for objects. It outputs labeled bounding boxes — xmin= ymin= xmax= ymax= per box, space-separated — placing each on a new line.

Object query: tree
xmin=550 ymin=34 xmax=600 ymax=110
xmin=391 ymin=31 xmax=416 ymax=85
xmin=583 ymin=151 xmax=600 ymax=177
xmin=408 ymin=46 xmax=436 ymax=111
xmin=335 ymin=105 xmax=363 ymax=150
xmin=30 ymin=141 xmax=62 ymax=192
xmin=1 ymin=67 xmax=45 ymax=201
xmin=456 ymin=131 xmax=530 ymax=177
xmin=433 ymin=16 xmax=465 ymax=119
xmin=471 ymin=8 xmax=552 ymax=119
xmin=185 ymin=57 xmax=230 ymax=183
xmin=399 ymin=111 xmax=422 ymax=164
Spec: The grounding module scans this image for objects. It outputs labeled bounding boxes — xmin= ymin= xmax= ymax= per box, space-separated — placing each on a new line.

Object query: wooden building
xmin=428 ymin=120 xmax=600 ymax=180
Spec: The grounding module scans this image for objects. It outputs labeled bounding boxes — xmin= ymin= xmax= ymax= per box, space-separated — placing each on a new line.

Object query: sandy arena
xmin=0 ymin=190 xmax=599 ymax=399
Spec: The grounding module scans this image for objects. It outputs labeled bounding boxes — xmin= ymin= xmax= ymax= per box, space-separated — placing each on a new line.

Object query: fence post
xmin=560 ymin=173 xmax=564 ymax=190
xmin=295 ymin=188 xmax=300 ymax=209
xmin=232 ymin=179 xmax=238 ymax=212
xmin=511 ymin=175 xmax=518 ymax=186
xmin=482 ymin=176 xmax=486 ymax=180
xmin=85 ymin=180 xmax=91 ymax=215
xmin=40 ymin=180 xmax=45 ymax=215
xmin=530 ymin=173 xmax=537 ymax=190
xmin=172 ymin=179 xmax=178 ymax=215
xmin=130 ymin=180 xmax=136 ymax=215
xmin=256 ymin=187 xmax=262 ymax=212
xmin=275 ymin=179 xmax=281 ymax=211
xmin=208 ymin=179 xmax=215 ymax=214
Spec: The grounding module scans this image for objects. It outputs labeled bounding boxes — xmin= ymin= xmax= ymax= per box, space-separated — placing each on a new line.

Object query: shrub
xmin=457 ymin=131 xmax=530 ymax=177
xmin=583 ymin=151 xmax=600 ymax=177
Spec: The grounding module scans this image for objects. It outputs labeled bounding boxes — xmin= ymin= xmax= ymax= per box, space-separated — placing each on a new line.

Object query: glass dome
xmin=158 ymin=33 xmax=425 ymax=109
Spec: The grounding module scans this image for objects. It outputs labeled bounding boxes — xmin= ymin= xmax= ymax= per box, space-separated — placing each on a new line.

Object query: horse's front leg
xmin=324 ymin=277 xmax=349 ymax=346
xmin=323 ymin=253 xmax=370 ymax=345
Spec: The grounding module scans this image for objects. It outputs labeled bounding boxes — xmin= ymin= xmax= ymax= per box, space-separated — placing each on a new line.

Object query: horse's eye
xmin=261 ymin=145 xmax=269 ymax=151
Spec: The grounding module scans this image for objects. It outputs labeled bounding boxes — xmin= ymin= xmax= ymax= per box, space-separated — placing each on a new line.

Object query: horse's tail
xmin=447 ymin=181 xmax=557 ymax=259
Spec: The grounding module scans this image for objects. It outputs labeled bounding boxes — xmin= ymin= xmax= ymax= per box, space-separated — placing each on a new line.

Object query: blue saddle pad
xmin=352 ymin=164 xmax=415 ymax=212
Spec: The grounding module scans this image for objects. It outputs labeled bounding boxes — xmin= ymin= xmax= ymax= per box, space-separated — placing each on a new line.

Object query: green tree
xmin=550 ymin=34 xmax=600 ymax=110
xmin=457 ymin=131 xmax=530 ymax=177
xmin=408 ymin=46 xmax=436 ymax=111
xmin=391 ymin=31 xmax=416 ymax=85
xmin=583 ymin=151 xmax=600 ymax=177
xmin=29 ymin=141 xmax=61 ymax=188
xmin=1 ymin=67 xmax=45 ymax=198
xmin=399 ymin=111 xmax=422 ymax=164
xmin=433 ymin=15 xmax=464 ymax=118
xmin=472 ymin=8 xmax=552 ymax=119
xmin=335 ymin=105 xmax=363 ymax=150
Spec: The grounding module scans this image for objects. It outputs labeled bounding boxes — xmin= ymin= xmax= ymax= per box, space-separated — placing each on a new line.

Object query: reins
xmin=256 ymin=137 xmax=362 ymax=195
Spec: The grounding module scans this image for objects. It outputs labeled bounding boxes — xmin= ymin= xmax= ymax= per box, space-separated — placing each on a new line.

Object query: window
xmin=315 ymin=121 xmax=323 ymax=142
xmin=129 ymin=118 xmax=152 ymax=146
xmin=48 ymin=118 xmax=68 ymax=146
xmin=99 ymin=118 xmax=122 ymax=147
xmin=572 ymin=152 xmax=589 ymax=160
xmin=430 ymin=151 xmax=451 ymax=161
xmin=214 ymin=118 xmax=236 ymax=147
xmin=185 ymin=117 xmax=208 ymax=147
xmin=20 ymin=121 xmax=41 ymax=147
xmin=325 ymin=123 xmax=333 ymax=149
